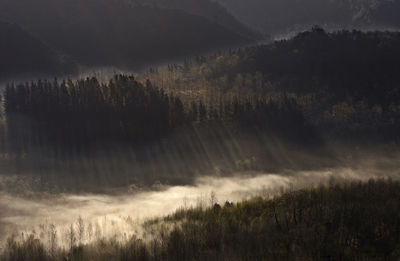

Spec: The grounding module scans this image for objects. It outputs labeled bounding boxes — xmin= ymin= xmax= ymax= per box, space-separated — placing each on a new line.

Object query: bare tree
xmin=87 ymin=222 xmax=93 ymax=243
xmin=210 ymin=191 xmax=217 ymax=206
xmin=77 ymin=216 xmax=85 ymax=245
xmin=68 ymin=224 xmax=76 ymax=250
xmin=48 ymin=224 xmax=57 ymax=257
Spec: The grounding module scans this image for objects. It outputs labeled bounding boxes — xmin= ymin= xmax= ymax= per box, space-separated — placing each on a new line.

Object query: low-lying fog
xmin=1 ymin=166 xmax=399 ymax=250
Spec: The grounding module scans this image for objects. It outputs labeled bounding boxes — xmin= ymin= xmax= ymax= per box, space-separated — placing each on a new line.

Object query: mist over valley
xmin=0 ymin=1 xmax=400 ymax=260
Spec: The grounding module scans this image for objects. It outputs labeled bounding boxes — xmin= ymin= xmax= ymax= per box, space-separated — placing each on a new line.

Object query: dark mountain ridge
xmin=128 ymin=0 xmax=258 ymax=39
xmin=0 ymin=0 xmax=253 ymax=69
xmin=0 ymin=20 xmax=74 ymax=80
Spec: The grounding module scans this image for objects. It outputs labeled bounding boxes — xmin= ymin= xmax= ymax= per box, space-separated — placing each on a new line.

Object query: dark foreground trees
xmin=2 ymin=179 xmax=400 ymax=260
xmin=159 ymin=179 xmax=400 ymax=261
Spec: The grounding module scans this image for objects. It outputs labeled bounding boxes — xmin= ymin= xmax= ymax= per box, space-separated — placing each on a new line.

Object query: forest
xmin=4 ymin=75 xmax=306 ymax=149
xmin=140 ymin=28 xmax=400 ymax=140
xmin=2 ymin=179 xmax=399 ymax=261
xmin=1 ymin=74 xmax=312 ymax=189
xmin=1 ymin=28 xmax=400 ymax=188
xmin=0 ymin=11 xmax=400 ymax=259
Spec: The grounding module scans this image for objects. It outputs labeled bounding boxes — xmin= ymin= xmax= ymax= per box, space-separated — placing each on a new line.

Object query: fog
xmin=1 ymin=165 xmax=398 ymax=251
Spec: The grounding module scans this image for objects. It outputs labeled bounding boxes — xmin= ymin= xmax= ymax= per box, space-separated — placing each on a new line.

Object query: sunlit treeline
xmin=139 ymin=28 xmax=400 ymax=141
xmin=0 ymin=73 xmax=315 ymax=188
xmin=1 ymin=179 xmax=399 ymax=260
xmin=3 ymin=74 xmax=307 ymax=153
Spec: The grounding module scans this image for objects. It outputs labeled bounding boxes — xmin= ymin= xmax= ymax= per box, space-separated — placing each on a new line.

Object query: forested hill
xmin=0 ymin=21 xmax=74 ymax=80
xmin=0 ymin=0 xmax=252 ymax=68
xmin=201 ymin=28 xmax=400 ymax=105
xmin=140 ymin=28 xmax=400 ymax=140
xmin=3 ymin=29 xmax=400 ymax=187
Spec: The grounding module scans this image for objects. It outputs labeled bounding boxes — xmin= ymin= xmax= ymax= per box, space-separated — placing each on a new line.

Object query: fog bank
xmin=1 ymin=166 xmax=398 ymax=250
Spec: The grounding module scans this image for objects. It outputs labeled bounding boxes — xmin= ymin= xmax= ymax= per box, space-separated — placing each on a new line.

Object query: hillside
xmin=139 ymin=28 xmax=400 ymax=140
xmin=0 ymin=0 xmax=252 ymax=68
xmin=2 ymin=179 xmax=400 ymax=260
xmin=0 ymin=21 xmax=73 ymax=80
xmin=129 ymin=0 xmax=258 ymax=39
xmin=155 ymin=179 xmax=400 ymax=261
xmin=226 ymin=28 xmax=400 ymax=104
xmin=3 ymin=29 xmax=400 ymax=188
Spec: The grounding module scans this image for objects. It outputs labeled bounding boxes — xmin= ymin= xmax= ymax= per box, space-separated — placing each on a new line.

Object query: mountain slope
xmin=129 ymin=0 xmax=258 ymax=39
xmin=0 ymin=21 xmax=73 ymax=80
xmin=0 ymin=0 xmax=252 ymax=67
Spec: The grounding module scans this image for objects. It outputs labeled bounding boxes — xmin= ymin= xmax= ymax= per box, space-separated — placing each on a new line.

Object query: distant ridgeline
xmin=216 ymin=0 xmax=400 ymax=34
xmin=0 ymin=0 xmax=253 ymax=70
xmin=127 ymin=0 xmax=258 ymax=39
xmin=0 ymin=21 xmax=74 ymax=80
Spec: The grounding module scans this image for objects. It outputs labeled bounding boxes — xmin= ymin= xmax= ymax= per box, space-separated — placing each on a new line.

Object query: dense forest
xmin=4 ymin=75 xmax=307 ymax=149
xmin=2 ymin=179 xmax=399 ymax=260
xmin=2 ymin=74 xmax=313 ymax=189
xmin=1 ymin=29 xmax=400 ymax=189
xmin=5 ymin=76 xmax=187 ymax=149
xmin=140 ymin=28 xmax=400 ymax=140
xmin=0 ymin=4 xmax=400 ymax=259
